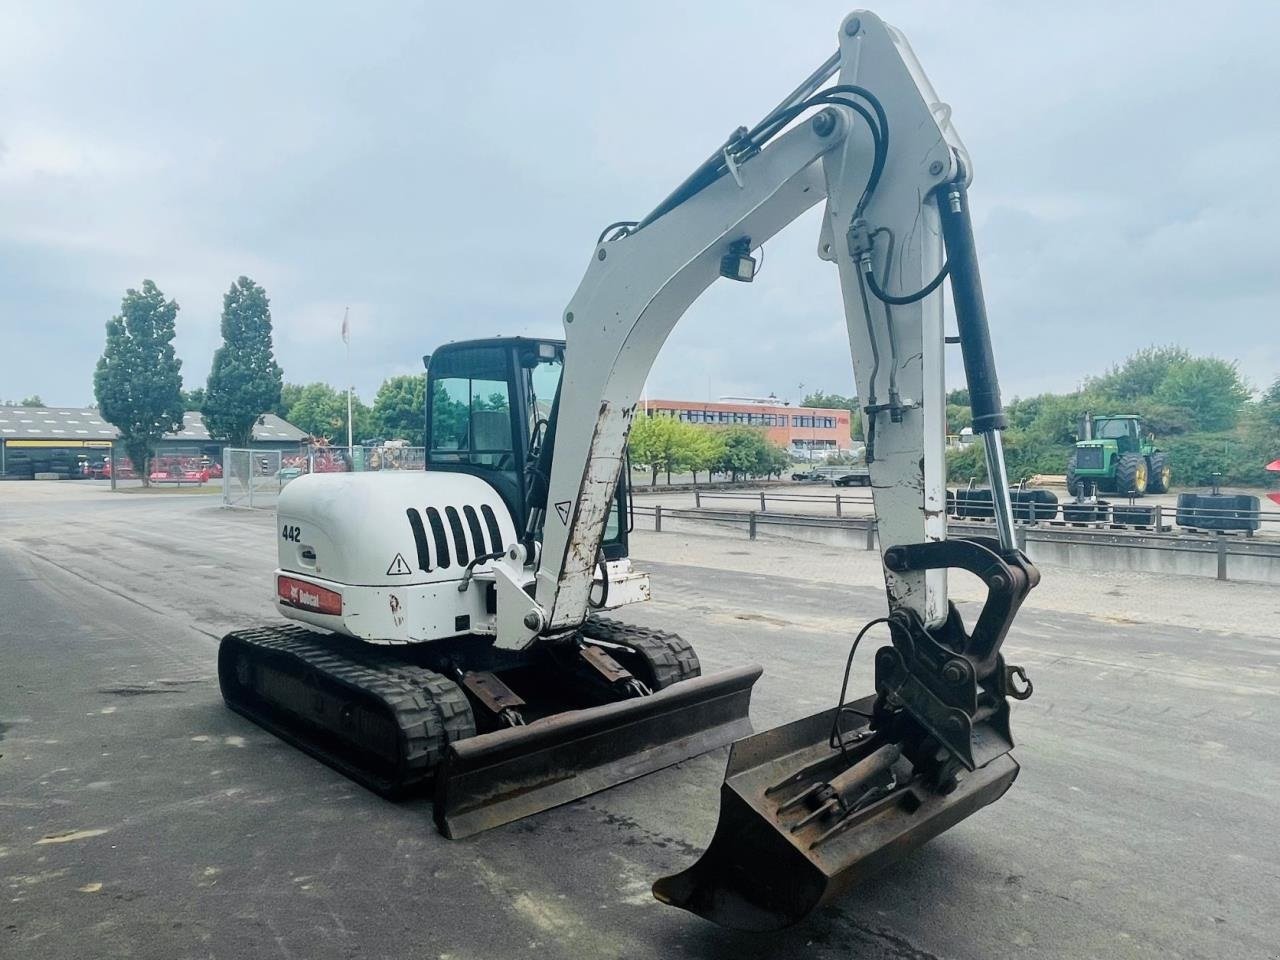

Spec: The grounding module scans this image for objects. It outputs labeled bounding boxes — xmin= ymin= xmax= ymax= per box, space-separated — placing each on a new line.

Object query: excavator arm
xmin=511 ymin=10 xmax=1040 ymax=927
xmin=466 ymin=10 xmax=1038 ymax=927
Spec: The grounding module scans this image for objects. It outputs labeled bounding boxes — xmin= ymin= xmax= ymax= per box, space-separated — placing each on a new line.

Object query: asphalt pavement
xmin=1 ymin=483 xmax=1277 ymax=959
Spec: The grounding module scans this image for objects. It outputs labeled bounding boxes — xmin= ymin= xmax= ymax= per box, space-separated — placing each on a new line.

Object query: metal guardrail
xmin=631 ymin=502 xmax=1280 ymax=583
xmin=683 ymin=488 xmax=1280 ymax=535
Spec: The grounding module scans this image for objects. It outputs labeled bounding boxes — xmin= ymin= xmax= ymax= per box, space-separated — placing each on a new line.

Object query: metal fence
xmin=222 ymin=449 xmax=283 ymax=509
xmin=688 ymin=488 xmax=1280 ymax=536
xmin=632 ymin=502 xmax=1280 ymax=584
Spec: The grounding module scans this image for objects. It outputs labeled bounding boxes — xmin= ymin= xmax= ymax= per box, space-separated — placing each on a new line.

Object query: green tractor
xmin=1066 ymin=414 xmax=1170 ymax=497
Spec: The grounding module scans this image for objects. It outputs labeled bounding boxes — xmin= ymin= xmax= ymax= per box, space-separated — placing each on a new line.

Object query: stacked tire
xmin=1175 ymin=493 xmax=1260 ymax=532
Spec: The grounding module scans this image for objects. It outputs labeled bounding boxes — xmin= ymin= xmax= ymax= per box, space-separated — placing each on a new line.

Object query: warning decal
xmin=386 ymin=553 xmax=413 ymax=576
xmin=554 ymin=501 xmax=572 ymax=525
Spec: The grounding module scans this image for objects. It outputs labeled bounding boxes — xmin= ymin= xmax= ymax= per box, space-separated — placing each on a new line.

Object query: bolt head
xmin=943 ymin=663 xmax=967 ymax=685
xmin=523 ymin=612 xmax=541 ymax=630
xmin=597 ymin=248 xmax=606 ymax=261
xmin=929 ymin=160 xmax=945 ymax=176
xmin=844 ymin=17 xmax=861 ymax=37
xmin=564 ymin=311 xmax=574 ymax=324
xmin=811 ymin=109 xmax=837 ymax=137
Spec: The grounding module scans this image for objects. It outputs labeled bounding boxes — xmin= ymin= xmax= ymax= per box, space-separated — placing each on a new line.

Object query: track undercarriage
xmin=217 ymin=617 xmax=759 ymax=836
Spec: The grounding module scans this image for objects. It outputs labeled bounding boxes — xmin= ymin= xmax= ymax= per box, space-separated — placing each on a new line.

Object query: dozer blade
xmin=652 ymin=696 xmax=1019 ymax=931
xmin=436 ymin=664 xmax=761 ymax=839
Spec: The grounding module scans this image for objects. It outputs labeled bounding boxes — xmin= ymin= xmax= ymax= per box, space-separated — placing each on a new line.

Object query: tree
xmin=20 ymin=395 xmax=44 ymax=407
xmin=688 ymin=428 xmax=726 ymax=484
xmin=285 ymin=382 xmax=373 ymax=442
xmin=1153 ymin=357 xmax=1251 ymax=432
xmin=372 ymin=375 xmax=427 ymax=446
xmin=1086 ymin=345 xmax=1192 ymax=401
xmin=628 ymin=414 xmax=679 ymax=486
xmin=277 ymin=382 xmax=306 ymax=423
xmin=716 ymin=426 xmax=780 ymax=481
xmin=93 ymin=281 xmax=185 ymax=485
xmin=203 ymin=277 xmax=283 ymax=445
xmin=181 ymin=387 xmax=205 ymax=411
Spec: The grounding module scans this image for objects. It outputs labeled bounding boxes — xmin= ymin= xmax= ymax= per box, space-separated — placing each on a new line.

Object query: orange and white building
xmin=642 ymin=398 xmax=852 ymax=453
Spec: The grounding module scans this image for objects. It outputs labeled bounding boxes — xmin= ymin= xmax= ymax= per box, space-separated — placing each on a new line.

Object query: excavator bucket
xmin=436 ymin=664 xmax=762 ymax=839
xmin=653 ymin=696 xmax=1019 ymax=931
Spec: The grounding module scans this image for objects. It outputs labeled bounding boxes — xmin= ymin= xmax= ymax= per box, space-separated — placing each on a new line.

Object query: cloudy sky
xmin=2 ymin=1 xmax=1276 ymax=410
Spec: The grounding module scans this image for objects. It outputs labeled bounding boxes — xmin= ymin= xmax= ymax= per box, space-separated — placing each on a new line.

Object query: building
xmin=643 ymin=398 xmax=851 ymax=454
xmin=0 ymin=406 xmax=307 ymax=479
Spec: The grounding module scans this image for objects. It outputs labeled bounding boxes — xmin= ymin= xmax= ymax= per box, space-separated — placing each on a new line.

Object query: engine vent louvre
xmin=480 ymin=504 xmax=504 ymax=555
xmin=462 ymin=505 xmax=488 ymax=556
xmin=445 ymin=506 xmax=471 ymax=566
xmin=406 ymin=508 xmax=432 ymax=571
xmin=425 ymin=507 xmax=451 ymax=569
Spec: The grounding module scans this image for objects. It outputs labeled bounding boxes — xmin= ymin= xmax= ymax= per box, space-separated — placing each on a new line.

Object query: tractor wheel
xmin=1065 ymin=453 xmax=1080 ymax=497
xmin=1113 ymin=453 xmax=1148 ymax=496
xmin=1146 ymin=453 xmax=1171 ymax=493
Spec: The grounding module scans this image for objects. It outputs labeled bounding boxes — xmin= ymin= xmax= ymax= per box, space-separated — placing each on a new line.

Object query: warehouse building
xmin=0 ymin=406 xmax=307 ymax=479
xmin=642 ymin=397 xmax=851 ymax=454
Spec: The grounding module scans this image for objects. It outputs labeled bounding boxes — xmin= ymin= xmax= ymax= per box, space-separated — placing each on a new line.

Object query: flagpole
xmin=343 ymin=307 xmax=353 ymax=457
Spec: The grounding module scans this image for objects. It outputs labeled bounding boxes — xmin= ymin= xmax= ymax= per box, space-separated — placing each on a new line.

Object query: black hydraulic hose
xmin=830 ymin=617 xmax=891 ymax=756
xmin=636 ymin=82 xmax=889 ymax=231
xmin=863 ymin=260 xmax=950 ymax=306
xmin=587 ymin=546 xmax=610 ymax=610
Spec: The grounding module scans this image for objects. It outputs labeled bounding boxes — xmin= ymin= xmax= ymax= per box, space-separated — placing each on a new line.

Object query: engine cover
xmin=273 ymin=472 xmax=520 ymax=643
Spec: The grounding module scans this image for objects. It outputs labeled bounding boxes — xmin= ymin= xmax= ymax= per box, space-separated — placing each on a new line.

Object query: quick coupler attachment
xmin=653 ymin=537 xmax=1038 ymax=929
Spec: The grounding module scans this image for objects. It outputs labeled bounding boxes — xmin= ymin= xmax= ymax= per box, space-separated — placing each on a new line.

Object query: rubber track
xmin=218 ymin=624 xmax=469 ymax=798
xmin=581 ymin=616 xmax=701 ymax=690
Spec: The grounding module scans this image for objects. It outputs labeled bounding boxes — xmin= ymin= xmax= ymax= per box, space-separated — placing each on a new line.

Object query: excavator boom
xmin=482 ymin=9 xmax=1040 ymax=927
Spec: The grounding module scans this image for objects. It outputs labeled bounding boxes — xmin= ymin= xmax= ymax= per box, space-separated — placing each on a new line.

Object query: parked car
xmin=833 ymin=472 xmax=871 ymax=487
xmin=791 ymin=471 xmax=826 ymax=482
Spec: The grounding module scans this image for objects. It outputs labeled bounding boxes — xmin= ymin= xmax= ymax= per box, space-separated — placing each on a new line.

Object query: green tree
xmin=372 ymin=375 xmax=427 ymax=446
xmin=688 ymin=428 xmax=727 ymax=484
xmin=181 ymin=387 xmax=205 ymax=411
xmin=716 ymin=425 xmax=780 ymax=481
xmin=285 ymin=382 xmax=373 ymax=442
xmin=203 ymin=277 xmax=283 ymax=445
xmin=277 ymin=382 xmax=305 ymax=423
xmin=20 ymin=394 xmax=44 ymax=407
xmin=1086 ymin=345 xmax=1192 ymax=401
xmin=1153 ymin=357 xmax=1251 ymax=432
xmin=93 ymin=281 xmax=185 ymax=485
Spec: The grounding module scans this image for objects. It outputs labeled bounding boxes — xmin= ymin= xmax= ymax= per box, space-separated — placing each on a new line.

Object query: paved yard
xmin=1 ymin=482 xmax=1277 ymax=959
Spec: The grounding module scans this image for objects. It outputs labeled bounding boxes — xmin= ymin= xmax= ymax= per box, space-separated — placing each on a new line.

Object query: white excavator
xmin=219 ymin=9 xmax=1038 ymax=930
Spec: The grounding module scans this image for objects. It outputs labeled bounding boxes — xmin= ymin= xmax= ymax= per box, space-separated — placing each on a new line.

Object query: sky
xmin=1 ymin=1 xmax=1277 ymax=410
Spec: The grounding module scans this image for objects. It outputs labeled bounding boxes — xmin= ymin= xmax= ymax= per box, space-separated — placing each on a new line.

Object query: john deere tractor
xmin=1066 ymin=414 xmax=1170 ymax=497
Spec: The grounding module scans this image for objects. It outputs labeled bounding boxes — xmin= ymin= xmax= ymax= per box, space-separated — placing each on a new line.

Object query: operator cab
xmin=424 ymin=337 xmax=630 ymax=560
xmin=1093 ymin=415 xmax=1141 ymax=454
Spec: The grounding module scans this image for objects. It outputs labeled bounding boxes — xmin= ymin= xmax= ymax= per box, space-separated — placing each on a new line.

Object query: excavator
xmin=218 ymin=10 xmax=1038 ymax=931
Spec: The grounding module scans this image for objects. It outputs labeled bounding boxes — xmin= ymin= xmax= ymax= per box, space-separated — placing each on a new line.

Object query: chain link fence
xmin=222 ymin=449 xmax=283 ymax=508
